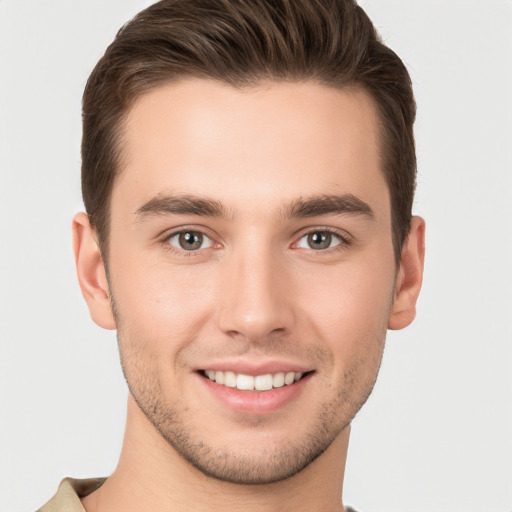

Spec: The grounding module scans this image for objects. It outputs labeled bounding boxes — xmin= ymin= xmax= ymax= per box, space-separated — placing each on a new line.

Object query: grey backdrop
xmin=1 ymin=1 xmax=511 ymax=511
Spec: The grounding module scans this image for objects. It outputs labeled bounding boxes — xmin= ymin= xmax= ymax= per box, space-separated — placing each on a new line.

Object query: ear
xmin=388 ymin=216 xmax=426 ymax=330
xmin=72 ymin=212 xmax=116 ymax=330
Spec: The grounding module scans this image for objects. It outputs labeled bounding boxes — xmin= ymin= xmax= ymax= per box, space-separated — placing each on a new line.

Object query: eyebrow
xmin=135 ymin=195 xmax=228 ymax=220
xmin=285 ymin=194 xmax=374 ymax=220
xmin=134 ymin=193 xmax=374 ymax=221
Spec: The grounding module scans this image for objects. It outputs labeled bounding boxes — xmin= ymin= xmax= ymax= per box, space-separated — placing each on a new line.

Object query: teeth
xmin=204 ymin=370 xmax=305 ymax=391
xmin=272 ymin=372 xmax=285 ymax=388
xmin=236 ymin=374 xmax=255 ymax=390
xmin=255 ymin=374 xmax=273 ymax=391
xmin=224 ymin=371 xmax=237 ymax=388
xmin=284 ymin=372 xmax=295 ymax=385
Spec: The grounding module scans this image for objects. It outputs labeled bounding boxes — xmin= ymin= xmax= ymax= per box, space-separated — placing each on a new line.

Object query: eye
xmin=166 ymin=230 xmax=213 ymax=251
xmin=296 ymin=230 xmax=343 ymax=250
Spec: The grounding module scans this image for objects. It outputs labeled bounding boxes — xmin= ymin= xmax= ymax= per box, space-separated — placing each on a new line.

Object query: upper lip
xmin=195 ymin=359 xmax=313 ymax=375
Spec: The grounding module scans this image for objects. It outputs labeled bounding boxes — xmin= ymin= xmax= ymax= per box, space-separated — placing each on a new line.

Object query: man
xmin=39 ymin=0 xmax=425 ymax=510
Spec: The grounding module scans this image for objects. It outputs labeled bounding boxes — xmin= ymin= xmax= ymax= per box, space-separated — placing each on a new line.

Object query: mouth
xmin=200 ymin=369 xmax=309 ymax=391
xmin=197 ymin=366 xmax=313 ymax=414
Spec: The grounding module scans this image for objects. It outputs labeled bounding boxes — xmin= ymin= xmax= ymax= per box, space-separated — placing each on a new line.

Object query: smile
xmin=202 ymin=370 xmax=305 ymax=391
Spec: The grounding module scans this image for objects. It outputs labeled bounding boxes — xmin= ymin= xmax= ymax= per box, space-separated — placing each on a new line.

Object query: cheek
xmin=295 ymin=255 xmax=395 ymax=361
xmin=109 ymin=253 xmax=219 ymax=354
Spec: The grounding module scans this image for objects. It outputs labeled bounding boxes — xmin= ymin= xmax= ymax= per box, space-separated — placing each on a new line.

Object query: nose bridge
xmin=216 ymin=236 xmax=294 ymax=341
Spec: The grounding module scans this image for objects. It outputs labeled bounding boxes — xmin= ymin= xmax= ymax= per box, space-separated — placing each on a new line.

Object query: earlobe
xmin=72 ymin=212 xmax=116 ymax=330
xmin=388 ymin=216 xmax=426 ymax=330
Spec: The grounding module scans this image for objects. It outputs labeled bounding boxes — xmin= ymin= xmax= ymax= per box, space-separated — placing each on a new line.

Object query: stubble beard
xmin=116 ymin=327 xmax=385 ymax=486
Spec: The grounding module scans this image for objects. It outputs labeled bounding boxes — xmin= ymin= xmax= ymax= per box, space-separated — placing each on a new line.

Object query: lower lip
xmin=198 ymin=373 xmax=311 ymax=415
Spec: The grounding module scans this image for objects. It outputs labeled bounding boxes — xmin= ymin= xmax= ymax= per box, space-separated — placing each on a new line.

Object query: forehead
xmin=114 ymin=79 xmax=388 ymax=218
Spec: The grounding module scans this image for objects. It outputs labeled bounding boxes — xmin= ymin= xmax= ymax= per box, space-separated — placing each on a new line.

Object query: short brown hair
xmin=82 ymin=0 xmax=416 ymax=261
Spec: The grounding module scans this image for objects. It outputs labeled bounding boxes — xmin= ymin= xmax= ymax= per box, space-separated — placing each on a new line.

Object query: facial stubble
xmin=113 ymin=304 xmax=386 ymax=486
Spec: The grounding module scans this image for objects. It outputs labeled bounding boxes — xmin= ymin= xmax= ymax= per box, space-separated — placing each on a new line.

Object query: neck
xmin=82 ymin=396 xmax=350 ymax=512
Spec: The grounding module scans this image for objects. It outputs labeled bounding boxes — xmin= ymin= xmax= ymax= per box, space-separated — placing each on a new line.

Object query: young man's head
xmin=73 ymin=0 xmax=424 ymax=492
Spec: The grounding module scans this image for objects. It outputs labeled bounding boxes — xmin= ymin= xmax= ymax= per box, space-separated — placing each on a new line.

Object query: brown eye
xmin=167 ymin=231 xmax=213 ymax=251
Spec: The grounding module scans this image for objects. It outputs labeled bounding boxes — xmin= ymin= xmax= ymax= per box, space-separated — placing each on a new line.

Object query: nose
xmin=216 ymin=244 xmax=296 ymax=343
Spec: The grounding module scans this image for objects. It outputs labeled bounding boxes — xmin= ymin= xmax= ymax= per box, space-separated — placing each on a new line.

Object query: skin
xmin=73 ymin=79 xmax=425 ymax=512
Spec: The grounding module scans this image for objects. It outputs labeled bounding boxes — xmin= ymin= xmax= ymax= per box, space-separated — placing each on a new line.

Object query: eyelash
xmin=159 ymin=226 xmax=353 ymax=256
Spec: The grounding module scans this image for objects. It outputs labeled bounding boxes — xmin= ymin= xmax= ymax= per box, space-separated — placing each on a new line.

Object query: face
xmin=103 ymin=80 xmax=399 ymax=483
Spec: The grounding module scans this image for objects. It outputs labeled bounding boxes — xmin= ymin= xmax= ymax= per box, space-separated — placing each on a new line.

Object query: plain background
xmin=0 ymin=1 xmax=511 ymax=511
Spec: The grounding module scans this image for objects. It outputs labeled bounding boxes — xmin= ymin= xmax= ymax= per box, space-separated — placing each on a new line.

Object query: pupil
xmin=308 ymin=232 xmax=331 ymax=250
xmin=179 ymin=231 xmax=202 ymax=250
